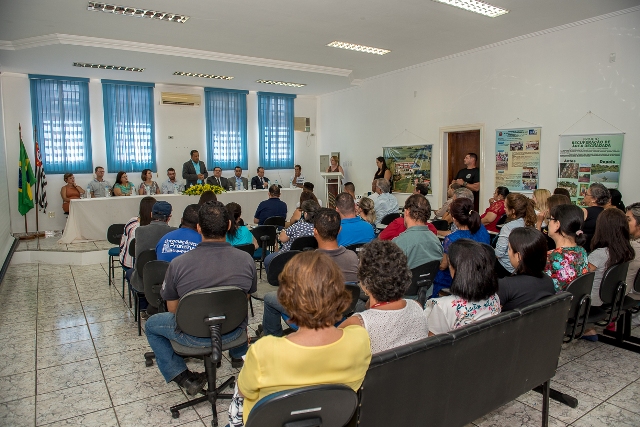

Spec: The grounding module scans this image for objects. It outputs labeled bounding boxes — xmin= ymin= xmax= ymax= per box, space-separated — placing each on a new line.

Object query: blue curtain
xmin=204 ymin=88 xmax=248 ymax=170
xmin=102 ymin=80 xmax=156 ymax=172
xmin=29 ymin=75 xmax=92 ymax=174
xmin=257 ymin=92 xmax=296 ymax=169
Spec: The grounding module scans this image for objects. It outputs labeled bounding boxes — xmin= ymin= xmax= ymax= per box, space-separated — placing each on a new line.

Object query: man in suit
xmin=182 ymin=150 xmax=208 ymax=188
xmin=205 ymin=166 xmax=229 ymax=189
xmin=250 ymin=166 xmax=270 ymax=189
xmin=229 ymin=165 xmax=248 ymax=191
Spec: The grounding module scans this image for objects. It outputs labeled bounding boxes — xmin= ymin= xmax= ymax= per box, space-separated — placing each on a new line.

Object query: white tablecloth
xmin=59 ymin=189 xmax=302 ymax=243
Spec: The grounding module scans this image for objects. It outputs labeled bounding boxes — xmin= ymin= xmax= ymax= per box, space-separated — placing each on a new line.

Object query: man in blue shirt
xmin=156 ymin=204 xmax=202 ymax=262
xmin=182 ymin=150 xmax=207 ymax=188
xmin=335 ymin=192 xmax=375 ymax=246
xmin=254 ymin=185 xmax=288 ymax=225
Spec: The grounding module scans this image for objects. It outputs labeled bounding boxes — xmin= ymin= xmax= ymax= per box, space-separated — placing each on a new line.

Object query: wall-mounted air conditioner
xmin=161 ymin=92 xmax=201 ymax=106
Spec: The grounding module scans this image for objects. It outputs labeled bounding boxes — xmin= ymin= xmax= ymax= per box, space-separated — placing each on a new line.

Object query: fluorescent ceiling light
xmin=256 ymin=79 xmax=306 ymax=88
xmin=87 ymin=2 xmax=190 ymax=23
xmin=73 ymin=62 xmax=144 ymax=72
xmin=174 ymin=71 xmax=233 ymax=80
xmin=431 ymin=0 xmax=508 ymax=18
xmin=327 ymin=41 xmax=390 ymax=55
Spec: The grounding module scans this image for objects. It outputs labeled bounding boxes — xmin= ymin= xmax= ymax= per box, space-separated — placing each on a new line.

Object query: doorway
xmin=440 ymin=125 xmax=483 ymax=212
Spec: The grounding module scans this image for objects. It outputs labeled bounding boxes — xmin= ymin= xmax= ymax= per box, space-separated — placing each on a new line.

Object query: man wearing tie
xmin=205 ymin=166 xmax=229 ymax=189
xmin=182 ymin=150 xmax=208 ymax=189
xmin=251 ymin=167 xmax=270 ymax=189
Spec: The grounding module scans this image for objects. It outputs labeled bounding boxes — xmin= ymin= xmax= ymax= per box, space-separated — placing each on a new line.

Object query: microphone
xmin=277 ymin=172 xmax=283 ymax=188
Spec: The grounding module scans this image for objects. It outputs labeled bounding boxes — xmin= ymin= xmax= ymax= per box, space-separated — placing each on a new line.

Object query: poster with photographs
xmin=557 ymin=134 xmax=623 ymax=206
xmin=383 ymin=145 xmax=432 ymax=193
xmin=495 ymin=127 xmax=541 ymax=191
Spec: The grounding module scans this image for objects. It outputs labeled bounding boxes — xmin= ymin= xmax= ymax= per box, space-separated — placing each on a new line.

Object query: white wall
xmin=316 ymin=10 xmax=640 ymax=212
xmin=0 ymin=74 xmax=316 ymax=233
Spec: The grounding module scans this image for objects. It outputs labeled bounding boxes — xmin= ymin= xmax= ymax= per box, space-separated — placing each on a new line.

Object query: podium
xmin=320 ymin=172 xmax=344 ymax=206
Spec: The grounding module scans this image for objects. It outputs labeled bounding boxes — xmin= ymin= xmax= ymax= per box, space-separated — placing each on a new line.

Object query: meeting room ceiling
xmin=1 ymin=0 xmax=639 ymax=95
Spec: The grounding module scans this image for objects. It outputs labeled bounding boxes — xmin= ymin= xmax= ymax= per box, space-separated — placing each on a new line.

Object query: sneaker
xmin=231 ymin=357 xmax=244 ymax=369
xmin=179 ymin=372 xmax=208 ymax=396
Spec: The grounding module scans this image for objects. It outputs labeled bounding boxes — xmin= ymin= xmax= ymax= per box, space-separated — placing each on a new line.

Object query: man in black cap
xmin=127 ymin=201 xmax=176 ymax=316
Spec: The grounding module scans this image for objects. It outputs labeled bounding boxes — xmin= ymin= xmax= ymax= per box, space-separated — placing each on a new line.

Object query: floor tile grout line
xmin=34 ymin=263 xmax=41 ymax=427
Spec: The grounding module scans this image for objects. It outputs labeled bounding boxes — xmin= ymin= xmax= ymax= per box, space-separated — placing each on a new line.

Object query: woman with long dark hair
xmin=431 ymin=197 xmax=490 ymax=297
xmin=226 ymin=202 xmax=258 ymax=248
xmin=498 ymin=227 xmax=555 ymax=311
xmin=373 ymin=156 xmax=392 ymax=193
xmin=425 ymin=239 xmax=500 ymax=335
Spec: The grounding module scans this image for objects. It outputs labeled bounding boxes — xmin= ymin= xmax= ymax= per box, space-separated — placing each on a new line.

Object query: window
xmin=204 ymin=88 xmax=248 ymax=170
xmin=102 ymin=80 xmax=156 ymax=172
xmin=29 ymin=75 xmax=93 ymax=174
xmin=257 ymin=92 xmax=296 ymax=169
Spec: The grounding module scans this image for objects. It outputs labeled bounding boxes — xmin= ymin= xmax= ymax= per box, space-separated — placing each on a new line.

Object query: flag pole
xmin=18 ymin=124 xmax=36 ymax=241
xmin=33 ymin=126 xmax=45 ymax=245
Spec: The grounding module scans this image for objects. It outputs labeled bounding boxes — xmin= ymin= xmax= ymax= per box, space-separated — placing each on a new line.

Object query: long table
xmin=59 ymin=188 xmax=302 ymax=244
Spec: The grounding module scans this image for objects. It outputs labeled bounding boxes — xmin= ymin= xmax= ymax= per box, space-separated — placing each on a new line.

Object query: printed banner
xmin=495 ymin=127 xmax=541 ymax=191
xmin=557 ymin=134 xmax=623 ymax=206
xmin=383 ymin=145 xmax=432 ymax=193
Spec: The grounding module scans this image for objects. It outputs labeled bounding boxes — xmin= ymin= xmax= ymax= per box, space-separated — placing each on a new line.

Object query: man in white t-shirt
xmin=289 ymin=164 xmax=305 ymax=188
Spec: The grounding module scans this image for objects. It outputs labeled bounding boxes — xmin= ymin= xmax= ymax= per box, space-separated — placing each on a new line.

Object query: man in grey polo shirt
xmin=87 ymin=166 xmax=111 ymax=197
xmin=393 ymin=194 xmax=443 ymax=269
xmin=145 ymin=201 xmax=256 ymax=396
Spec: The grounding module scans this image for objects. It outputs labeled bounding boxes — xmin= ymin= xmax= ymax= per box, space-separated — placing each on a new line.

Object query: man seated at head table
xmin=87 ymin=166 xmax=111 ymax=197
xmin=254 ymin=184 xmax=287 ymax=225
xmin=260 ymin=207 xmax=359 ymax=337
xmin=161 ymin=167 xmax=184 ymax=194
xmin=229 ymin=165 xmax=249 ymax=191
xmin=145 ymin=201 xmax=256 ymax=397
xmin=205 ymin=166 xmax=229 ymax=189
xmin=250 ymin=166 xmax=270 ymax=189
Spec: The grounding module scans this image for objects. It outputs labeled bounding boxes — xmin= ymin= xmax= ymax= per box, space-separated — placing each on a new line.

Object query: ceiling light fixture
xmin=73 ymin=62 xmax=144 ymax=72
xmin=87 ymin=2 xmax=190 ymax=23
xmin=327 ymin=41 xmax=390 ymax=55
xmin=256 ymin=79 xmax=306 ymax=88
xmin=431 ymin=0 xmax=508 ymax=18
xmin=174 ymin=71 xmax=233 ymax=80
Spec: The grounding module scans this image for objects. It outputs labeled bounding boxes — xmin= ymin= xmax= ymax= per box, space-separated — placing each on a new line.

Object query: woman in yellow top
xmin=237 ymin=251 xmax=371 ymax=424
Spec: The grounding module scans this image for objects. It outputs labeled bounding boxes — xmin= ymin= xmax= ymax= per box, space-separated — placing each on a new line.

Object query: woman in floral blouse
xmin=425 ymin=239 xmax=500 ymax=335
xmin=544 ymin=204 xmax=589 ymax=292
xmin=480 ymin=186 xmax=509 ymax=232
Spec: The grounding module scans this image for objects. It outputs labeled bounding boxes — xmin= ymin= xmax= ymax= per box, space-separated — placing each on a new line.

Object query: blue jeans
xmin=262 ymin=291 xmax=288 ymax=337
xmin=145 ymin=312 xmax=248 ymax=383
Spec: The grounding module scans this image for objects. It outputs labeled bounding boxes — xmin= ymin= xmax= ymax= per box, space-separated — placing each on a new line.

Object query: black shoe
xmin=231 ymin=357 xmax=244 ymax=369
xmin=179 ymin=372 xmax=207 ymax=396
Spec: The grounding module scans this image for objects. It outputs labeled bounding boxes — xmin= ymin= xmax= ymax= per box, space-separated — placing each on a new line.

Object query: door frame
xmin=438 ymin=123 xmax=485 ymax=211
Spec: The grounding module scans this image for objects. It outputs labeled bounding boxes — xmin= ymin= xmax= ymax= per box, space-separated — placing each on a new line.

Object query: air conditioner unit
xmin=294 ymin=117 xmax=310 ymax=132
xmin=161 ymin=92 xmax=201 ymax=106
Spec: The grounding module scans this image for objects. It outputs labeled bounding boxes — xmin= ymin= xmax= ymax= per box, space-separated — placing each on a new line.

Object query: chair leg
xmin=134 ymin=293 xmax=138 ymax=322
xmin=541 ymin=381 xmax=550 ymax=427
xmin=121 ymin=270 xmax=126 ymax=299
xmin=249 ymin=297 xmax=254 ymax=317
xmin=108 ymin=256 xmax=112 ymax=286
xmin=532 ymin=383 xmax=578 ymax=408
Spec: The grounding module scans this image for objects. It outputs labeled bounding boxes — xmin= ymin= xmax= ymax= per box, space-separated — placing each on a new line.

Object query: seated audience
xmin=145 ymin=201 xmax=257 ymax=396
xmin=625 ymin=202 xmax=640 ymax=294
xmin=198 ymin=190 xmax=217 ymax=205
xmin=336 ymin=192 xmax=375 ymax=247
xmin=553 ymin=187 xmax=572 ymax=199
xmin=480 ymin=186 xmax=509 ymax=232
xmin=343 ymin=181 xmax=356 ymax=199
xmin=250 ymin=166 xmax=270 ymax=190
xmin=226 ymin=202 xmax=258 ymax=248
xmin=88 ymin=166 xmax=111 ymax=197
xmin=415 ymin=182 xmax=429 ymax=196
xmin=237 ymin=251 xmax=371 ymax=425
xmin=434 ymin=183 xmax=460 ymax=219
xmin=443 ymin=187 xmax=474 ymax=227
xmin=288 ymin=190 xmax=319 ymax=224
xmin=539 ymin=194 xmax=572 ymax=249
xmin=357 ymin=197 xmax=376 ymax=225
xmin=588 ymin=208 xmax=635 ymax=306
xmin=544 ymin=204 xmax=589 ymax=292
xmin=607 ymin=189 xmax=625 ymax=211
xmin=161 ymin=167 xmax=184 ymax=194
xmin=262 ymin=208 xmax=359 ymax=337
xmin=425 ymin=239 xmax=500 ymax=335
xmin=253 ymin=184 xmax=287 ymax=225
xmin=432 ymin=198 xmax=490 ymax=297
xmin=532 ymin=189 xmax=551 ymax=230
xmin=379 ymin=186 xmax=437 ymax=241
xmin=119 ymin=196 xmax=156 ymax=269
xmin=60 ymin=173 xmax=85 ymax=213
xmin=373 ymin=178 xmax=399 ymax=225
xmin=340 ymin=240 xmax=429 ymax=354
xmin=113 ymin=171 xmax=136 ymax=196
xmin=138 ymin=168 xmax=160 ymax=195
xmin=582 ymin=183 xmax=611 ymax=250
xmin=156 ymin=204 xmax=202 ymax=262
xmin=264 ymin=200 xmax=320 ymax=271
xmin=497 ymin=228 xmax=555 ymax=311
xmin=495 ymin=193 xmax=537 ymax=278
xmin=302 ymin=182 xmax=323 ymax=206
xmin=393 ymin=194 xmax=443 ymax=270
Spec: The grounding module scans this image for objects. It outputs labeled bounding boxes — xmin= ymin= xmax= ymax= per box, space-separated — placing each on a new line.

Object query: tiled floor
xmin=16 ymin=235 xmax=113 ymax=252
xmin=1 ymin=262 xmax=640 ymax=426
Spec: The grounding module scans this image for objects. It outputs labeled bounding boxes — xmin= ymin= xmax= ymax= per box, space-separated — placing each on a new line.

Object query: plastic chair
xmin=107 ymin=224 xmax=125 ymax=287
xmin=244 ymin=384 xmax=358 ymax=427
xmin=430 ymin=219 xmax=449 ymax=231
xmin=251 ymin=226 xmax=277 ymax=279
xmin=564 ymin=272 xmax=595 ymax=343
xmin=266 ymin=251 xmax=302 ymax=287
xmin=263 ymin=216 xmax=286 ymax=230
xmin=380 ymin=212 xmax=401 ymax=225
xmin=289 ymin=236 xmax=318 ymax=251
xmin=407 ymin=260 xmax=441 ymax=307
xmin=125 ymin=238 xmax=136 ymax=304
xmin=132 ymin=249 xmax=156 ymax=335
